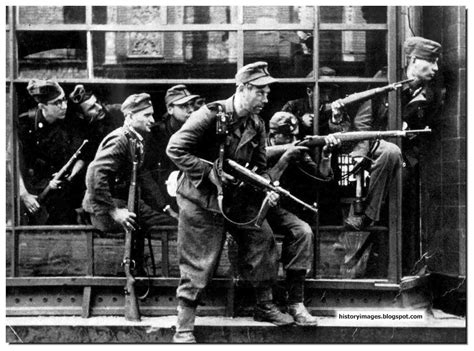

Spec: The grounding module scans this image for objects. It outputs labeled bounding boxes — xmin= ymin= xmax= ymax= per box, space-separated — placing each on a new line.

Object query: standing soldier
xmin=17 ymin=79 xmax=79 ymax=225
xmin=265 ymin=111 xmax=340 ymax=325
xmin=141 ymin=85 xmax=199 ymax=220
xmin=167 ymin=62 xmax=294 ymax=343
xmin=82 ymin=93 xmax=175 ymax=275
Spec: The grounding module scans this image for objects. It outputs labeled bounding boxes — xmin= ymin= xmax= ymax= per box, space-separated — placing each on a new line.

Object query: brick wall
xmin=422 ymin=7 xmax=466 ymax=276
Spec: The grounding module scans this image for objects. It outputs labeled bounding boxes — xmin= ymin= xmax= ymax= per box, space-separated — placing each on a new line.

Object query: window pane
xmin=18 ymin=6 xmax=86 ymax=25
xmin=17 ymin=32 xmax=87 ymax=79
xmin=244 ymin=31 xmax=313 ymax=78
xmin=6 ymin=32 xmax=10 ymax=78
xmin=93 ymin=31 xmax=237 ymax=79
xmin=320 ymin=6 xmax=387 ymax=24
xmin=244 ymin=6 xmax=314 ymax=25
xmin=319 ymin=30 xmax=387 ymax=77
xmin=6 ymin=86 xmax=13 ymax=226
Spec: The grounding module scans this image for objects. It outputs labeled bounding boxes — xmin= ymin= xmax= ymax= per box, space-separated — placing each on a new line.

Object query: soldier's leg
xmin=266 ymin=207 xmax=317 ymax=325
xmin=365 ymin=140 xmax=402 ymax=221
xmin=229 ymin=217 xmax=293 ymax=326
xmin=174 ymin=196 xmax=226 ymax=342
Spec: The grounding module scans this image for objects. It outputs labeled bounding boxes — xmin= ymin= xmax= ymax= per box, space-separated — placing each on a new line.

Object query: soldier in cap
xmin=264 ymin=111 xmax=340 ymax=325
xmin=141 ymin=85 xmax=200 ymax=219
xmin=66 ymin=85 xmax=125 ymax=218
xmin=82 ymin=93 xmax=175 ymax=273
xmin=167 ymin=62 xmax=294 ymax=343
xmin=335 ymin=36 xmax=442 ymax=278
xmin=17 ymin=79 xmax=80 ymax=224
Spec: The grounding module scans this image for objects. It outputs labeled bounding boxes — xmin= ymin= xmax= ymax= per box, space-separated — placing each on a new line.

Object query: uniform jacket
xmin=166 ymin=95 xmax=268 ymax=213
xmin=82 ymin=125 xmax=143 ymax=215
xmin=69 ymin=103 xmax=124 ymax=164
xmin=141 ymin=114 xmax=179 ymax=212
xmin=18 ymin=108 xmax=76 ymax=192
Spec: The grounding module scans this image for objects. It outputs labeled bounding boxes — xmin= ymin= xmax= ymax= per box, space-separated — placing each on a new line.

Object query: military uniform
xmin=167 ymin=95 xmax=279 ymax=302
xmin=18 ymin=108 xmax=78 ymax=224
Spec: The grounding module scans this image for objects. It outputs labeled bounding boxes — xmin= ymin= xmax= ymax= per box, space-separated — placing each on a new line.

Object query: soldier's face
xmin=130 ymin=106 xmax=155 ymax=133
xmin=168 ymin=101 xmax=194 ymax=123
xmin=242 ymin=84 xmax=270 ymax=114
xmin=81 ymin=98 xmax=105 ymax=122
xmin=44 ymin=94 xmax=67 ymax=120
xmin=408 ymin=56 xmax=439 ymax=82
xmin=272 ymin=133 xmax=295 ymax=145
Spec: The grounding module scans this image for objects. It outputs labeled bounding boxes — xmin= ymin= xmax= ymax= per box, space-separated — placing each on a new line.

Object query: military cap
xmin=27 ymin=79 xmax=64 ymax=104
xmin=404 ymin=36 xmax=442 ymax=61
xmin=306 ymin=66 xmax=336 ymax=79
xmin=165 ymin=85 xmax=199 ymax=107
xmin=269 ymin=111 xmax=299 ymax=135
xmin=69 ymin=84 xmax=97 ymax=109
xmin=235 ymin=61 xmax=277 ymax=86
xmin=121 ymin=93 xmax=153 ymax=115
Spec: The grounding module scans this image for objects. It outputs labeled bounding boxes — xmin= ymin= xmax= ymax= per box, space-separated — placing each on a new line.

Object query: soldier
xmin=17 ymin=79 xmax=80 ymax=225
xmin=82 ymin=93 xmax=175 ymax=274
xmin=167 ymin=62 xmax=294 ymax=343
xmin=265 ymin=111 xmax=340 ymax=325
xmin=341 ymin=36 xmax=442 ymax=231
xmin=66 ymin=85 xmax=125 ymax=218
xmin=141 ymin=85 xmax=199 ymax=219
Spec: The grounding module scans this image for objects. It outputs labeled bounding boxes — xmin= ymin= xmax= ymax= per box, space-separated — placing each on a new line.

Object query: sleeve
xmin=350 ymin=99 xmax=373 ymax=158
xmin=166 ymin=108 xmax=214 ymax=188
xmin=252 ymin=118 xmax=270 ymax=179
xmin=86 ymin=134 xmax=127 ymax=214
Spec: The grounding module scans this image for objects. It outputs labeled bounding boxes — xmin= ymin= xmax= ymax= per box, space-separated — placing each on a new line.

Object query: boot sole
xmin=254 ymin=314 xmax=295 ymax=326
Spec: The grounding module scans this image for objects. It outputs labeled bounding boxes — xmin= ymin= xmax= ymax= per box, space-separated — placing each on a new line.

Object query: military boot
xmin=254 ymin=287 xmax=294 ymax=326
xmin=173 ymin=304 xmax=197 ymax=343
xmin=286 ymin=270 xmax=318 ymax=326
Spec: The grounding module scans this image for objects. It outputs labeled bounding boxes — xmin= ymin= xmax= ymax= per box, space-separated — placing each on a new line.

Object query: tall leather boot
xmin=286 ymin=270 xmax=318 ymax=326
xmin=173 ymin=304 xmax=197 ymax=343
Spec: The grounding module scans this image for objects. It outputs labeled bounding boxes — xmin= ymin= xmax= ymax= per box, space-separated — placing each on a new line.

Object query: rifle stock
xmin=123 ymin=138 xmax=141 ymax=321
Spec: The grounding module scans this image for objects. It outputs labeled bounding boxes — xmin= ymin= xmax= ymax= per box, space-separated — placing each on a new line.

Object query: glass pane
xmin=319 ymin=30 xmax=387 ymax=77
xmin=243 ymin=6 xmax=314 ymax=24
xmin=5 ymin=32 xmax=10 ymax=78
xmin=244 ymin=31 xmax=313 ymax=78
xmin=18 ymin=6 xmax=86 ymax=24
xmin=17 ymin=32 xmax=87 ymax=79
xmin=317 ymin=229 xmax=389 ymax=279
xmin=93 ymin=6 xmax=166 ymax=25
xmin=6 ymin=87 xmax=13 ymax=226
xmin=93 ymin=31 xmax=237 ymax=79
xmin=320 ymin=6 xmax=387 ymax=24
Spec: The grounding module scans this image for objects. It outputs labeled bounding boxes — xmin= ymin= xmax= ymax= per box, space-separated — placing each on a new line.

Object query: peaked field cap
xmin=165 ymin=84 xmax=199 ymax=107
xmin=404 ymin=36 xmax=442 ymax=61
xmin=69 ymin=84 xmax=94 ymax=105
xmin=27 ymin=79 xmax=64 ymax=104
xmin=121 ymin=93 xmax=153 ymax=114
xmin=235 ymin=61 xmax=278 ymax=86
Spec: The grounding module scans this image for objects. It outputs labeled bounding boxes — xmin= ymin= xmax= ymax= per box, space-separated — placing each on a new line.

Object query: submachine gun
xmin=122 ymin=138 xmax=141 ymax=321
xmin=224 ymin=159 xmax=318 ymax=228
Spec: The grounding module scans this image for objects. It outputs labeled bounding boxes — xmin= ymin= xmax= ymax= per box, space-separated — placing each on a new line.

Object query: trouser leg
xmin=365 ymin=140 xmax=402 ymax=221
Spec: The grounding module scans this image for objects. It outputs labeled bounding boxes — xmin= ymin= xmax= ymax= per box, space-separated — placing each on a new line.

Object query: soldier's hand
xmin=21 ymin=192 xmax=40 ymax=214
xmin=266 ymin=190 xmax=280 ymax=207
xmin=322 ymin=134 xmax=341 ymax=156
xmin=301 ymin=113 xmax=313 ymax=128
xmin=209 ymin=168 xmax=235 ymax=187
xmin=282 ymin=144 xmax=309 ymax=161
xmin=331 ymin=100 xmax=344 ymax=124
xmin=352 ymin=156 xmax=365 ymax=165
xmin=49 ymin=179 xmax=63 ymax=190
xmin=110 ymin=208 xmax=137 ymax=231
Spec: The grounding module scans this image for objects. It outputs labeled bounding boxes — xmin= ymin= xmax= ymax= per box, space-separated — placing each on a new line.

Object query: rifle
xmin=324 ymin=78 xmax=414 ymax=112
xmin=22 ymin=139 xmax=88 ymax=225
xmin=323 ymin=78 xmax=414 ymax=123
xmin=297 ymin=127 xmax=431 ymax=148
xmin=123 ymin=138 xmax=141 ymax=321
xmin=225 ymin=159 xmax=318 ymax=227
